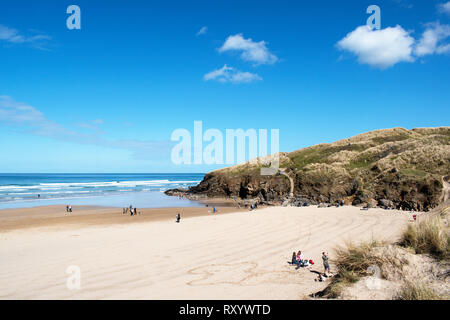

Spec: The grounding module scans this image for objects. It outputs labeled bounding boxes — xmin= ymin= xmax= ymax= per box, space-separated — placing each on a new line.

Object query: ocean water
xmin=0 ymin=173 xmax=204 ymax=209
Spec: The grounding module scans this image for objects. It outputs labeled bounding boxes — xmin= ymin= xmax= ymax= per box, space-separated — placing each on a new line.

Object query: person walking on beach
xmin=322 ymin=252 xmax=330 ymax=275
xmin=176 ymin=213 xmax=180 ymax=223
xmin=134 ymin=207 xmax=137 ymax=216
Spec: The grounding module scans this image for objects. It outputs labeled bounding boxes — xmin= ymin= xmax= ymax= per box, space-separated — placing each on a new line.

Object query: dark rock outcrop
xmin=166 ymin=127 xmax=450 ymax=211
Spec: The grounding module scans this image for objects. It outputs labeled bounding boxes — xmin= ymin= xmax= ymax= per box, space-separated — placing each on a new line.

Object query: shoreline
xmin=0 ymin=202 xmax=247 ymax=233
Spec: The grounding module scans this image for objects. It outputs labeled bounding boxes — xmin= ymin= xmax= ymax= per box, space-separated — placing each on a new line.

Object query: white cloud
xmin=218 ymin=34 xmax=278 ymax=65
xmin=436 ymin=43 xmax=450 ymax=54
xmin=414 ymin=22 xmax=450 ymax=56
xmin=0 ymin=95 xmax=49 ymax=125
xmin=79 ymin=119 xmax=105 ymax=133
xmin=196 ymin=26 xmax=207 ymax=36
xmin=0 ymin=25 xmax=51 ymax=49
xmin=203 ymin=64 xmax=262 ymax=83
xmin=0 ymin=95 xmax=173 ymax=161
xmin=336 ymin=25 xmax=415 ymax=69
xmin=438 ymin=1 xmax=450 ymax=15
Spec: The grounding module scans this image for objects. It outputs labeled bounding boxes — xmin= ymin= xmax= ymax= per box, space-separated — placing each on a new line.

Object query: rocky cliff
xmin=166 ymin=127 xmax=450 ymax=211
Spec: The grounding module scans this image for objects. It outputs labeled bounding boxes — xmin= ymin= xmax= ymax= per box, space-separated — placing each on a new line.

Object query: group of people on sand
xmin=123 ymin=205 xmax=138 ymax=216
xmin=290 ymin=250 xmax=331 ymax=281
xmin=65 ymin=205 xmax=72 ymax=213
xmin=291 ymin=250 xmax=314 ymax=269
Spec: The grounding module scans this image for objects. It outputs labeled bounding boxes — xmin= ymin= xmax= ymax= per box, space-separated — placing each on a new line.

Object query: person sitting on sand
xmin=322 ymin=252 xmax=330 ymax=275
xmin=291 ymin=252 xmax=297 ymax=265
xmin=315 ymin=273 xmax=326 ymax=282
xmin=297 ymin=250 xmax=303 ymax=262
xmin=294 ymin=251 xmax=304 ymax=269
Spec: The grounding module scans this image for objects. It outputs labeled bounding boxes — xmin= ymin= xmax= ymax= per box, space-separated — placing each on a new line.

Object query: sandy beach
xmin=0 ymin=204 xmax=415 ymax=300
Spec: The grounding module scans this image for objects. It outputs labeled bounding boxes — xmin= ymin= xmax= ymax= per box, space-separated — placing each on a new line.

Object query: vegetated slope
xmin=175 ymin=127 xmax=450 ymax=211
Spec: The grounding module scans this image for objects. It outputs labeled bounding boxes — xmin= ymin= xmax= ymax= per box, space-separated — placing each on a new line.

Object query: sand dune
xmin=0 ymin=206 xmax=415 ymax=299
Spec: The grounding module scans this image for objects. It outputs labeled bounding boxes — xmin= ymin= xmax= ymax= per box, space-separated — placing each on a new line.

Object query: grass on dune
xmin=318 ymin=210 xmax=449 ymax=299
xmin=321 ymin=240 xmax=387 ymax=298
xmin=399 ymin=216 xmax=449 ymax=260
xmin=395 ymin=281 xmax=443 ymax=300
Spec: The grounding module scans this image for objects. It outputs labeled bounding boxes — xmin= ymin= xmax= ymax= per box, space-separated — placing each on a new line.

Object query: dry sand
xmin=0 ymin=205 xmax=416 ymax=299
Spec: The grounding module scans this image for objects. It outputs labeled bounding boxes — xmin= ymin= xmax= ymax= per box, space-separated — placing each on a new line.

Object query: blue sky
xmin=0 ymin=0 xmax=449 ymax=173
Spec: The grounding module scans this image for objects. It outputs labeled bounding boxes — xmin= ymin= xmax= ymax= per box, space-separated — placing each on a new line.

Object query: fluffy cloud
xmin=218 ymin=34 xmax=278 ymax=65
xmin=414 ymin=22 xmax=450 ymax=56
xmin=196 ymin=26 xmax=208 ymax=36
xmin=0 ymin=25 xmax=51 ymax=49
xmin=336 ymin=25 xmax=415 ymax=69
xmin=203 ymin=65 xmax=262 ymax=83
xmin=438 ymin=1 xmax=450 ymax=15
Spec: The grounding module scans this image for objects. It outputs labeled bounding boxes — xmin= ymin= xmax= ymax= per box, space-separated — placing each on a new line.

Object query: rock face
xmin=189 ymin=173 xmax=291 ymax=202
xmin=166 ymin=127 xmax=450 ymax=211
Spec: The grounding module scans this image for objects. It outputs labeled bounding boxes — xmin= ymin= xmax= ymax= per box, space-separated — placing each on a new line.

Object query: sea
xmin=0 ymin=173 xmax=204 ymax=209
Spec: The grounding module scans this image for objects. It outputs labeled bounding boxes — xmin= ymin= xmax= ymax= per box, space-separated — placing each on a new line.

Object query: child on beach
xmin=322 ymin=252 xmax=330 ymax=275
xmin=294 ymin=251 xmax=304 ymax=269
